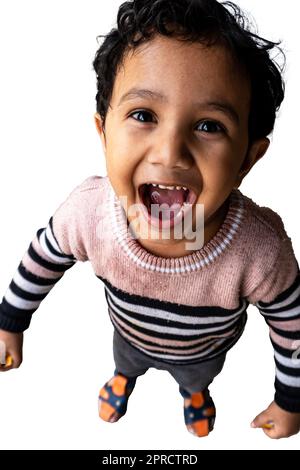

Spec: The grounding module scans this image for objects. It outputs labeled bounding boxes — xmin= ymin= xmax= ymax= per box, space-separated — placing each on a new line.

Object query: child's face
xmin=95 ymin=35 xmax=269 ymax=257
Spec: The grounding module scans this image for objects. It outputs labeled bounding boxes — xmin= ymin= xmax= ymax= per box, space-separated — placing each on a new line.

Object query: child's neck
xmin=136 ymin=197 xmax=230 ymax=259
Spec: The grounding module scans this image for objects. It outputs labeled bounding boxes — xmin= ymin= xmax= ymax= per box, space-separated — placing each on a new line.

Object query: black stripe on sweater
xmin=257 ymin=295 xmax=300 ymax=315
xmin=270 ymin=336 xmax=296 ymax=358
xmin=28 ymin=243 xmax=74 ymax=273
xmin=258 ymin=298 xmax=300 ymax=316
xmin=36 ymin=228 xmax=69 ymax=261
xmin=0 ymin=297 xmax=36 ymax=317
xmin=19 ymin=262 xmax=62 ymax=286
xmin=261 ymin=311 xmax=300 ymax=322
xmin=48 ymin=217 xmax=76 ymax=260
xmin=105 ymin=289 xmax=243 ymax=331
xmin=108 ymin=306 xmax=246 ymax=343
xmin=265 ymin=322 xmax=300 ymax=340
xmin=257 ymin=269 xmax=300 ymax=308
xmin=110 ymin=312 xmax=219 ymax=351
xmin=98 ymin=275 xmax=246 ymax=317
xmin=37 ymin=224 xmax=76 ymax=261
xmin=9 ymin=279 xmax=50 ymax=302
xmin=275 ymin=357 xmax=300 ymax=377
xmin=275 ymin=377 xmax=300 ymax=397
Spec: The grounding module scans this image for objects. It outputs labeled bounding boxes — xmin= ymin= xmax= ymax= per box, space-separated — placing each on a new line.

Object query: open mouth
xmin=138 ymin=182 xmax=198 ymax=227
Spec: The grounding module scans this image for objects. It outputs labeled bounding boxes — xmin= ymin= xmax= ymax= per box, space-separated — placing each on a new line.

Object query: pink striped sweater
xmin=0 ymin=175 xmax=300 ymax=412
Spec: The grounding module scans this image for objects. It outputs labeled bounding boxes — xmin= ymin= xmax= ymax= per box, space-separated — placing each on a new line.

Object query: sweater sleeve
xmin=0 ymin=178 xmax=90 ymax=333
xmin=248 ymin=236 xmax=300 ymax=413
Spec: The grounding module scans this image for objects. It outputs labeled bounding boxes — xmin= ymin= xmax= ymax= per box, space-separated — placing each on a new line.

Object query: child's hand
xmin=251 ymin=401 xmax=300 ymax=438
xmin=0 ymin=329 xmax=23 ymax=371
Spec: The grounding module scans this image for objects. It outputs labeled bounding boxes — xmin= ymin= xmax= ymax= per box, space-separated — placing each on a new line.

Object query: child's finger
xmin=251 ymin=412 xmax=273 ymax=429
xmin=261 ymin=420 xmax=274 ymax=430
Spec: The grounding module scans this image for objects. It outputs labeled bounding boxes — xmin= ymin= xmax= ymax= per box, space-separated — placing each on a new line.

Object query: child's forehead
xmin=120 ymin=35 xmax=244 ymax=83
xmin=125 ymin=34 xmax=231 ymax=65
xmin=113 ymin=35 xmax=250 ymax=105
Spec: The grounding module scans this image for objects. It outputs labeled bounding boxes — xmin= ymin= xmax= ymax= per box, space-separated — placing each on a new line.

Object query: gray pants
xmin=113 ymin=329 xmax=226 ymax=394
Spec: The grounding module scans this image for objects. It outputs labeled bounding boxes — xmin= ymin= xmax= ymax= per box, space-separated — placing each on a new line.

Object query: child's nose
xmin=146 ymin=128 xmax=193 ymax=170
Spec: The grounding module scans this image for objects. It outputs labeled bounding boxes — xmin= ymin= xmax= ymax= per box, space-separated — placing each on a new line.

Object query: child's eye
xmin=129 ymin=112 xmax=224 ymax=134
xmin=196 ymin=120 xmax=224 ymax=133
xmin=129 ymin=110 xmax=155 ymax=123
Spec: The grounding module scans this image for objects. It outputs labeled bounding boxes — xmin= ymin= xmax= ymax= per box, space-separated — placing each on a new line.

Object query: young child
xmin=0 ymin=0 xmax=300 ymax=439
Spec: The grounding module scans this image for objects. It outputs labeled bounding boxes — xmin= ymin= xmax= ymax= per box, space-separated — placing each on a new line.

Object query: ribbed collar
xmin=107 ymin=178 xmax=245 ymax=274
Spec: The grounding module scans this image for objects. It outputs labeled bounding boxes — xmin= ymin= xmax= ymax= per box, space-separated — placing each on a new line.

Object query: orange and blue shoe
xmin=179 ymin=386 xmax=216 ymax=437
xmin=98 ymin=370 xmax=137 ymax=423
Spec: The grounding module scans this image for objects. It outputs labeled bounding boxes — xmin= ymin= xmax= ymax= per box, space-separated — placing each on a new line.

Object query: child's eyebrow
xmin=118 ymin=87 xmax=168 ymax=106
xmin=118 ymin=87 xmax=240 ymax=125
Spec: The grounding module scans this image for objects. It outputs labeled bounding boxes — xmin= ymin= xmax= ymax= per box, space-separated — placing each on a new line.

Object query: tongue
xmin=148 ymin=186 xmax=186 ymax=220
xmin=149 ymin=187 xmax=186 ymax=206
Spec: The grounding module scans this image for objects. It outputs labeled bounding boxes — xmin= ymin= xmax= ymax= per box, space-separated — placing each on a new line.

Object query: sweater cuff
xmin=274 ymin=378 xmax=300 ymax=413
xmin=0 ymin=304 xmax=32 ymax=332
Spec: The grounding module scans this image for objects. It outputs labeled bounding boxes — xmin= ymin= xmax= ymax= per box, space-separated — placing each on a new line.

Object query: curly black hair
xmin=92 ymin=0 xmax=285 ymax=142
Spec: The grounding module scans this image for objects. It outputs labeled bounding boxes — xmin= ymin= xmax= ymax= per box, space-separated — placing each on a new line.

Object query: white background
xmin=0 ymin=0 xmax=299 ymax=450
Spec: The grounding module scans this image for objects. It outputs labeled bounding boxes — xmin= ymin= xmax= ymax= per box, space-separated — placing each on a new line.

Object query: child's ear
xmin=234 ymin=137 xmax=270 ymax=189
xmin=94 ymin=113 xmax=106 ymax=152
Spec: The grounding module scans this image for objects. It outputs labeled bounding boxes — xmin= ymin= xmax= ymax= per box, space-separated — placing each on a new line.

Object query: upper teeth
xmin=148 ymin=183 xmax=188 ymax=191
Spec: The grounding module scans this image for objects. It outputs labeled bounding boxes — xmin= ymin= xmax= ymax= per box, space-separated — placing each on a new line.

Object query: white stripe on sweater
xmin=256 ymin=279 xmax=300 ymax=311
xmin=13 ymin=269 xmax=55 ymax=294
xmin=106 ymin=285 xmax=247 ymax=326
xmin=274 ymin=349 xmax=300 ymax=368
xmin=41 ymin=227 xmax=74 ymax=264
xmin=4 ymin=288 xmax=42 ymax=310
xmin=276 ymin=368 xmax=300 ymax=387
xmin=258 ymin=304 xmax=300 ymax=319
xmin=107 ymin=294 xmax=240 ymax=336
